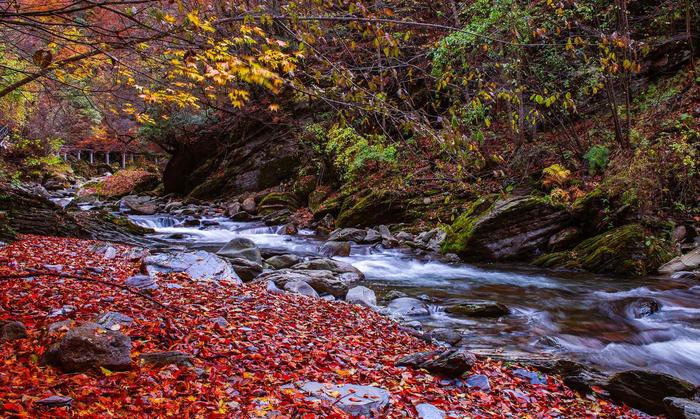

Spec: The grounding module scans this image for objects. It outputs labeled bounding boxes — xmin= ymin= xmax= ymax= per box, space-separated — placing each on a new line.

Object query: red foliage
xmin=96 ymin=170 xmax=158 ymax=197
xmin=0 ymin=235 xmax=646 ymax=417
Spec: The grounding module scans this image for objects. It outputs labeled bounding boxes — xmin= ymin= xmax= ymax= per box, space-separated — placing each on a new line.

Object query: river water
xmin=130 ymin=214 xmax=700 ymax=384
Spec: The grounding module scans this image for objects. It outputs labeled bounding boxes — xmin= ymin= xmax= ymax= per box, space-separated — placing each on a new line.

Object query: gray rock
xmin=228 ymin=257 xmax=263 ymax=282
xmin=383 ymin=290 xmax=408 ymax=300
xmin=387 ymin=297 xmax=429 ymax=317
xmin=345 ymin=286 xmax=377 ymax=307
xmin=258 ymin=269 xmax=357 ymax=298
xmin=416 ymin=403 xmax=446 ymax=419
xmin=297 ymin=381 xmax=390 ymax=417
xmin=138 ymin=351 xmax=194 ymax=367
xmin=319 ymin=241 xmax=351 ymax=257
xmin=145 ymin=251 xmax=240 ymax=283
xmin=395 ymin=231 xmax=414 ymax=242
xmin=427 ymin=328 xmax=462 ymax=346
xmin=396 ymin=348 xmax=476 ymax=378
xmin=605 ymin=370 xmax=697 ymax=414
xmin=292 ymin=258 xmax=364 ymax=282
xmin=664 ymin=397 xmax=700 ymax=419
xmin=125 ymin=275 xmax=158 ymax=291
xmin=445 ymin=302 xmax=509 ymax=318
xmin=121 ymin=196 xmax=157 ymax=215
xmin=36 ymin=395 xmax=73 ymax=408
xmin=363 ymin=229 xmax=382 ymax=244
xmin=625 ymin=298 xmax=661 ymax=319
xmin=266 ymin=280 xmax=284 ymax=294
xmin=225 ymin=202 xmax=241 ymax=217
xmin=465 ymin=374 xmax=491 ymax=391
xmin=241 ymin=197 xmax=256 ymax=213
xmin=44 ymin=322 xmax=132 ymax=372
xmin=284 ymin=280 xmax=320 ymax=298
xmin=48 ymin=320 xmax=72 ymax=333
xmin=217 ymin=237 xmax=262 ymax=265
xmin=265 ymin=254 xmax=301 ymax=269
xmin=548 ymin=227 xmax=582 ymax=251
xmin=1 ymin=321 xmax=27 ymax=341
xmin=328 ymin=228 xmax=367 ymax=242
xmin=95 ymin=312 xmax=134 ymax=329
xmin=659 ymin=248 xmax=700 ymax=274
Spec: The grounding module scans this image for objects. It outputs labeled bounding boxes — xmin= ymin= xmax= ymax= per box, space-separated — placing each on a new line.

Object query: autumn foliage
xmin=0 ymin=235 xmax=643 ymax=417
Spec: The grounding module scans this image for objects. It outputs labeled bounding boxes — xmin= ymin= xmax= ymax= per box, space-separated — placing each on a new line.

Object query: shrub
xmin=584 ymin=145 xmax=609 ymax=175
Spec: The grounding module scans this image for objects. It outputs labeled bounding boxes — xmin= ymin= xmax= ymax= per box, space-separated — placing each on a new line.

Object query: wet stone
xmin=465 ymin=374 xmax=491 ymax=392
xmin=138 ymin=351 xmax=194 ymax=367
xmin=513 ymin=368 xmax=548 ymax=385
xmin=416 ymin=403 xmax=446 ymax=419
xmin=36 ymin=395 xmax=73 ymax=408
xmin=1 ymin=321 xmax=27 ymax=341
xmin=95 ymin=312 xmax=134 ymax=329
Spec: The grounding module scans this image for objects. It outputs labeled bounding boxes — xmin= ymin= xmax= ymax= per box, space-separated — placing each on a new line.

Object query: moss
xmin=534 ymin=224 xmax=674 ymax=277
xmin=258 ymin=192 xmax=299 ymax=209
xmin=336 ymin=189 xmax=403 ymax=228
xmin=440 ymin=196 xmax=495 ymax=254
xmin=532 ymin=251 xmax=571 ymax=268
xmin=314 ymin=195 xmax=342 ymax=219
xmin=0 ymin=211 xmax=17 ymax=242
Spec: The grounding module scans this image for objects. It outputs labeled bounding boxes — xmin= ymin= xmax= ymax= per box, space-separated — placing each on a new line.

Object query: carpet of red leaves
xmin=87 ymin=169 xmax=157 ymax=198
xmin=0 ymin=235 xmax=646 ymax=417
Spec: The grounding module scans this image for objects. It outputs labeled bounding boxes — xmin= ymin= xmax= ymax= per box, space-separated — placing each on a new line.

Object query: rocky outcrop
xmin=534 ymin=224 xmax=674 ymax=277
xmin=163 ymin=118 xmax=303 ymax=198
xmin=659 ymin=248 xmax=700 ymax=275
xmin=442 ymin=195 xmax=571 ymax=261
xmin=44 ymin=323 xmax=132 ymax=372
xmin=257 ymin=269 xmax=356 ymax=298
xmin=605 ymin=370 xmax=697 ymax=415
xmin=336 ymin=189 xmax=407 ymax=228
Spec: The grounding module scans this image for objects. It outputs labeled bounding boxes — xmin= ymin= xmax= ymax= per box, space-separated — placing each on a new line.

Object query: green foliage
xmin=584 ymin=145 xmax=610 ymax=175
xmin=542 ymin=164 xmax=571 ymax=187
xmin=311 ymin=125 xmax=397 ymax=181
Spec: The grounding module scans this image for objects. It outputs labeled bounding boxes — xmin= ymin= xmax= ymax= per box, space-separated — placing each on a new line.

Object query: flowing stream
xmin=131 ymin=214 xmax=700 ymax=384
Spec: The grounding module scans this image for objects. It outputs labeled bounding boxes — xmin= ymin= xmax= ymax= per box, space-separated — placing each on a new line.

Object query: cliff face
xmin=162 ymin=117 xmax=304 ymax=199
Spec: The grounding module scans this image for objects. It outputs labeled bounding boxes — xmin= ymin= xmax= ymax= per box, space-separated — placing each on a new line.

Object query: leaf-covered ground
xmin=0 ymin=235 xmax=646 ymax=417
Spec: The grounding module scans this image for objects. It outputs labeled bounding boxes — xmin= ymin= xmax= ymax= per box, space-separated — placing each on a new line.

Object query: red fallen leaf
xmin=591 ymin=385 xmax=606 ymax=394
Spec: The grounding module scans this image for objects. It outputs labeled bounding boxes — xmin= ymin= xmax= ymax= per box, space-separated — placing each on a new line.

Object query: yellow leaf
xmin=100 ymin=367 xmax=113 ymax=376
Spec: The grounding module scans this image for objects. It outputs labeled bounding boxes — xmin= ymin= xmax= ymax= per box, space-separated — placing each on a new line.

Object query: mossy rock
xmin=442 ymin=195 xmax=570 ymax=261
xmin=314 ymin=195 xmax=342 ymax=219
xmin=534 ymin=224 xmax=674 ymax=277
xmin=257 ymin=192 xmax=299 ymax=217
xmin=0 ymin=211 xmax=17 ymax=242
xmin=335 ymin=189 xmax=405 ymax=228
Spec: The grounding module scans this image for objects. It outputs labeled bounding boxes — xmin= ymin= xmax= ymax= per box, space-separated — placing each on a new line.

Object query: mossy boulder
xmin=257 ymin=192 xmax=299 ymax=216
xmin=336 ymin=189 xmax=406 ymax=228
xmin=442 ymin=195 xmax=571 ymax=261
xmin=533 ymin=224 xmax=673 ymax=277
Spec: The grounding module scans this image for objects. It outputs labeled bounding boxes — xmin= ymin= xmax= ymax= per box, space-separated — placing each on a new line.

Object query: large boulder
xmin=284 ymin=280 xmax=320 ymax=298
xmin=659 ymin=248 xmax=700 ymax=275
xmin=257 ymin=192 xmax=299 ymax=217
xmin=292 ymin=258 xmax=364 ymax=282
xmin=396 ymin=348 xmax=476 ymax=378
xmin=386 ymin=297 xmax=429 ymax=317
xmin=328 ymin=228 xmax=367 ymax=242
xmin=44 ymin=323 xmax=132 ymax=372
xmin=445 ymin=302 xmax=510 ymax=318
xmin=265 ymin=254 xmax=301 ymax=269
xmin=121 ymin=196 xmax=157 ymax=215
xmin=319 ymin=241 xmax=351 ymax=257
xmin=296 ymin=382 xmax=390 ymax=417
xmin=144 ymin=251 xmax=240 ymax=283
xmin=605 ymin=370 xmax=697 ymax=414
xmin=257 ymin=270 xmax=354 ymax=298
xmin=345 ymin=286 xmax=377 ymax=307
xmin=534 ymin=224 xmax=674 ymax=277
xmin=336 ymin=189 xmax=406 ymax=228
xmin=442 ymin=195 xmax=571 ymax=261
xmin=217 ymin=237 xmax=262 ymax=265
